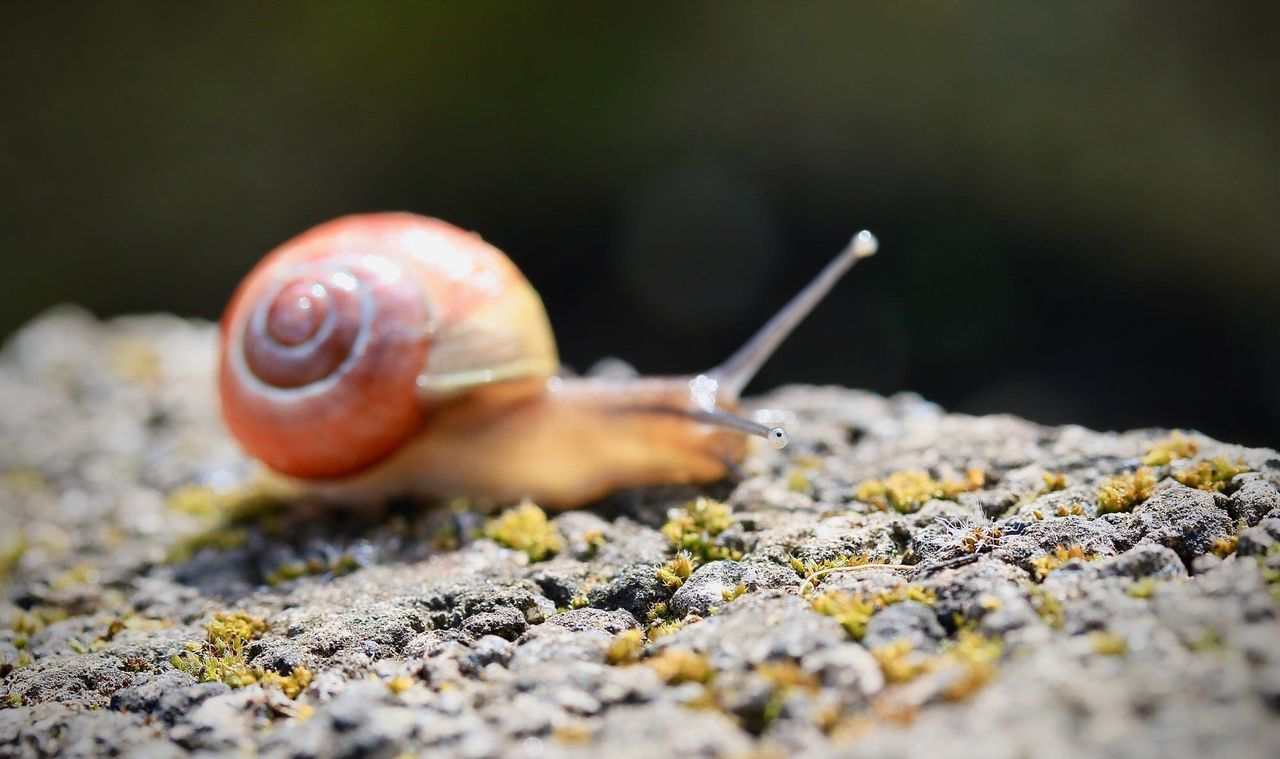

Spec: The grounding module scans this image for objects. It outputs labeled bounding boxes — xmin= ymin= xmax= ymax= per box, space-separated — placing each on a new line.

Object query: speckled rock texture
xmin=2 ymin=308 xmax=1279 ymax=758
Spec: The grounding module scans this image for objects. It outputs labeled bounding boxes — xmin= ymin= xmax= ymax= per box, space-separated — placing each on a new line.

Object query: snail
xmin=218 ymin=212 xmax=877 ymax=508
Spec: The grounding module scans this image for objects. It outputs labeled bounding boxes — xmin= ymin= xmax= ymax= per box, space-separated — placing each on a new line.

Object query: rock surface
xmin=2 ymin=308 xmax=1279 ymax=758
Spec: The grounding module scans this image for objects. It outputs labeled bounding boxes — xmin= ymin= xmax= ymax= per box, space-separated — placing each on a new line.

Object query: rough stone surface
xmin=1 ymin=309 xmax=1279 ymax=758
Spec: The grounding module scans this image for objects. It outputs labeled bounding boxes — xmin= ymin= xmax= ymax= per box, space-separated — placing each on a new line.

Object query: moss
xmin=3 ymin=468 xmax=48 ymax=494
xmin=788 ymin=552 xmax=890 ymax=588
xmin=165 ymin=482 xmax=291 ymax=562
xmin=167 ymin=528 xmax=249 ymax=564
xmin=483 ymin=502 xmax=562 ymax=562
xmin=1211 ymin=535 xmax=1238 ymax=558
xmin=1187 ymin=629 xmax=1225 ymax=653
xmin=386 ymin=675 xmax=414 ymax=695
xmin=647 ymin=619 xmax=685 ymax=640
xmin=786 ymin=469 xmax=813 ymax=494
xmin=206 ymin=611 xmax=268 ymax=648
xmin=939 ymin=631 xmax=1002 ymax=700
xmin=1040 ymin=472 xmax=1069 ymax=493
xmin=0 ymin=534 xmax=28 ymax=584
xmin=1096 ymin=468 xmax=1157 ymax=514
xmin=869 ymin=631 xmax=1002 ymax=701
xmin=605 ymin=629 xmax=645 ymax=665
xmin=260 ymin=665 xmax=312 ymax=699
xmin=265 ymin=552 xmax=358 ymax=586
xmin=755 ymin=660 xmax=821 ymax=725
xmin=1090 ymin=632 xmax=1128 ymax=656
xmin=810 ymin=585 xmax=935 ymax=641
xmin=1028 ymin=586 xmax=1065 ymax=628
xmin=170 ymin=611 xmax=309 ymax=698
xmin=1055 ymin=503 xmax=1085 ymax=517
xmin=721 ymin=583 xmax=748 ymax=603
xmin=8 ymin=606 xmax=69 ymax=639
xmin=1142 ymin=431 xmax=1198 ymax=466
xmin=568 ymin=595 xmax=590 ymax=609
xmin=1173 ymin=458 xmax=1251 ymax=493
xmin=647 ymin=649 xmax=714 ymax=685
xmin=1127 ymin=577 xmax=1161 ymax=599
xmin=552 ymin=723 xmax=594 ymax=744
xmin=661 ymin=498 xmax=740 ymax=563
xmin=51 ymin=563 xmax=101 ymax=592
xmin=656 ymin=552 xmax=695 ymax=590
xmin=854 ymin=468 xmax=985 ymax=513
xmin=581 ymin=530 xmax=607 ymax=558
xmin=872 ymin=640 xmax=931 ymax=683
xmin=1028 ymin=545 xmax=1096 ymax=582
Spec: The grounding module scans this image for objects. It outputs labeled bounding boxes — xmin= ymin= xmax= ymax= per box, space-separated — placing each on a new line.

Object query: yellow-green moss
xmin=1142 ymin=431 xmax=1199 ymax=466
xmin=1055 ymin=503 xmax=1085 ymax=517
xmin=0 ymin=534 xmax=28 ymax=584
xmin=165 ymin=482 xmax=291 ymax=562
xmin=1211 ymin=536 xmax=1238 ymax=558
xmin=789 ymin=553 xmax=884 ymax=581
xmin=647 ymin=619 xmax=686 ymax=640
xmin=647 ymin=649 xmax=714 ymax=685
xmin=1028 ymin=545 xmax=1096 ymax=582
xmin=1097 ymin=468 xmax=1157 ymax=514
xmin=656 ymin=552 xmax=695 ymax=590
xmin=871 ymin=640 xmax=931 ymax=683
xmin=581 ymin=530 xmax=607 ymax=558
xmin=266 ymin=553 xmax=358 ymax=586
xmin=786 ymin=469 xmax=813 ymax=494
xmin=854 ymin=468 xmax=985 ymax=513
xmin=1090 ymin=632 xmax=1128 ymax=656
xmin=8 ymin=606 xmax=68 ymax=637
xmin=1029 ymin=586 xmax=1065 ymax=628
xmin=810 ymin=585 xmax=936 ymax=641
xmin=170 ymin=611 xmax=310 ymax=698
xmin=755 ymin=660 xmax=821 ymax=725
xmin=939 ymin=631 xmax=1003 ymax=700
xmin=1173 ymin=458 xmax=1251 ymax=493
xmin=1127 ymin=577 xmax=1159 ymax=599
xmin=50 ymin=563 xmax=101 ymax=591
xmin=483 ymin=502 xmax=562 ymax=562
xmin=660 ymin=498 xmax=741 ymax=563
xmin=605 ymin=629 xmax=645 ymax=665
xmin=721 ymin=583 xmax=748 ymax=603
xmin=386 ymin=675 xmax=414 ymax=695
xmin=1040 ymin=472 xmax=1069 ymax=493
xmin=869 ymin=631 xmax=1002 ymax=701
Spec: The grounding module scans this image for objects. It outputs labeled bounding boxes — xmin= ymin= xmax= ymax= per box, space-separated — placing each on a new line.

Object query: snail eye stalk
xmin=711 ymin=230 xmax=878 ymax=399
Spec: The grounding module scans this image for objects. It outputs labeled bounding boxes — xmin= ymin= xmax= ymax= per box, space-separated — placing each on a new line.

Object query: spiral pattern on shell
xmin=218 ymin=213 xmax=559 ymax=480
xmin=219 ymin=232 xmax=428 ymax=479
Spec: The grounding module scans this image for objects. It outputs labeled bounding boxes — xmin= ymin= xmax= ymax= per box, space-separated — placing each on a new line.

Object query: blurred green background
xmin=2 ymin=3 xmax=1277 ymax=445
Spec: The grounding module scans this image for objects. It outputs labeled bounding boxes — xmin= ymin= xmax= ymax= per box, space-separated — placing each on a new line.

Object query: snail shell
xmin=218 ymin=213 xmax=557 ymax=478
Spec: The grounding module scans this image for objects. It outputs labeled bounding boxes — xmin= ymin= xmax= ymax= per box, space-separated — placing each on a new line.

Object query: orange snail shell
xmin=218 ymin=213 xmax=558 ymax=479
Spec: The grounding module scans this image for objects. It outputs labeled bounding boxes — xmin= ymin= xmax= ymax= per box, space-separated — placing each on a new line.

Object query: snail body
xmin=218 ymin=212 xmax=876 ymax=508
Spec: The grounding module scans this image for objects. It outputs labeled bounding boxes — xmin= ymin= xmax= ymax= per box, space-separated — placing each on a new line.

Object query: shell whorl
xmin=218 ymin=213 xmax=558 ymax=479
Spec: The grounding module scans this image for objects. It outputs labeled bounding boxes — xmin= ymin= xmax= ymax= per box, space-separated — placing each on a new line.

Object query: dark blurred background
xmin=2 ymin=3 xmax=1277 ymax=445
